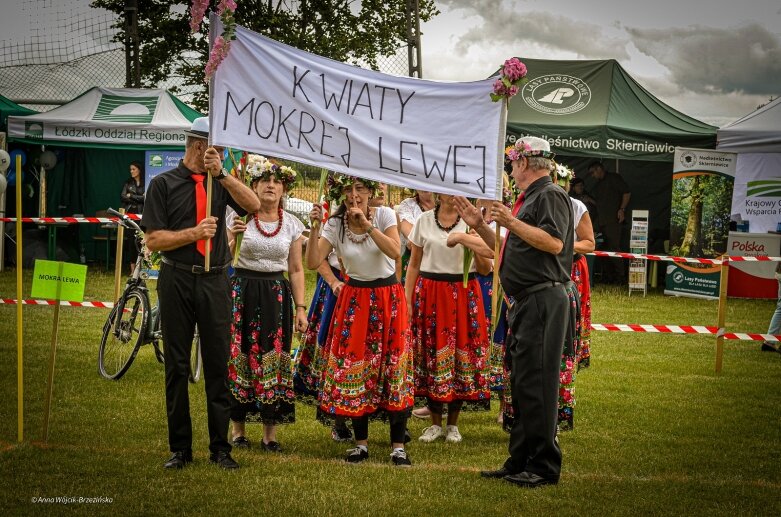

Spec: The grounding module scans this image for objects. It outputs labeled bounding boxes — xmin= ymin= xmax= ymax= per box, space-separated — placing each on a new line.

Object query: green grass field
xmin=1 ymin=267 xmax=780 ymax=516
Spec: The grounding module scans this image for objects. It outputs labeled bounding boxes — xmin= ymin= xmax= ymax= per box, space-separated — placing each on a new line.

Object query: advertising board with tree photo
xmin=665 ymin=148 xmax=736 ymax=299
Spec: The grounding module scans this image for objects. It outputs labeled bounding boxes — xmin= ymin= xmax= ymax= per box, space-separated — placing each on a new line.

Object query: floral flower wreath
xmin=554 ymin=163 xmax=575 ymax=185
xmin=504 ymin=140 xmax=556 ymax=162
xmin=326 ymin=173 xmax=380 ymax=205
xmin=244 ymin=154 xmax=299 ymax=191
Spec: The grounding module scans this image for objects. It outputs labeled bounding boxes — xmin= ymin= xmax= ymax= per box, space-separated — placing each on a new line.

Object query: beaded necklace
xmin=434 ymin=204 xmax=460 ymax=232
xmin=253 ymin=207 xmax=284 ymax=238
xmin=344 ymin=209 xmax=373 ymax=244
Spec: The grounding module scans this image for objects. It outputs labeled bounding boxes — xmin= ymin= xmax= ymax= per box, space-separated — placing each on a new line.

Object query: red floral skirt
xmin=318 ymin=280 xmax=414 ymax=418
xmin=572 ymin=255 xmax=591 ymax=369
xmin=411 ymin=275 xmax=491 ymax=406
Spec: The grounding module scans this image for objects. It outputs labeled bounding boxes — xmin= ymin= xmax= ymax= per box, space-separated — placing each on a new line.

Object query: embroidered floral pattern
xmin=227 ymin=276 xmax=296 ymax=425
xmin=293 ymin=274 xmax=334 ymax=402
xmin=411 ymin=277 xmax=491 ymax=408
xmin=317 ymin=284 xmax=414 ymax=418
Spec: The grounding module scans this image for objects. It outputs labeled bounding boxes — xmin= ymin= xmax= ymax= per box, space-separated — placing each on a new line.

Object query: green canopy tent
xmin=0 ymin=93 xmax=36 ymax=129
xmin=502 ymin=58 xmax=718 ymax=253
xmin=6 ymin=87 xmax=202 ymax=263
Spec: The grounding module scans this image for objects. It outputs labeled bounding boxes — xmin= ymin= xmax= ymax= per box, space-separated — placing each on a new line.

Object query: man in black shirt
xmin=455 ymin=136 xmax=575 ymax=487
xmin=142 ymin=117 xmax=260 ymax=470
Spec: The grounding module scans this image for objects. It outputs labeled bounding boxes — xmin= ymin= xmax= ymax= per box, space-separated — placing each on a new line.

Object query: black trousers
xmin=157 ymin=262 xmax=232 ymax=454
xmin=503 ymin=283 xmax=576 ymax=480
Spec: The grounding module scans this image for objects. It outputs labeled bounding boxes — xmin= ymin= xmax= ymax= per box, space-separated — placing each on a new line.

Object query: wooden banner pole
xmin=42 ymin=262 xmax=64 ymax=443
xmin=715 ymin=256 xmax=729 ymax=373
xmin=204 ymin=173 xmax=213 ymax=271
xmin=490 ymin=98 xmax=509 ymax=337
xmin=16 ymin=155 xmax=24 ymax=442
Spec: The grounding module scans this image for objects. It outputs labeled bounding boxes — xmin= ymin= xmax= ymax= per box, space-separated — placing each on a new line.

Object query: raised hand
xmin=204 ymin=147 xmax=223 ymax=174
xmin=348 ymin=198 xmax=370 ymax=230
xmin=453 ymin=196 xmax=484 ymax=228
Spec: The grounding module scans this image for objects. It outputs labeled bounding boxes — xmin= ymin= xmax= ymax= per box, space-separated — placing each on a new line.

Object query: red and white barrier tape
xmin=0 ymin=215 xmax=140 ymax=224
xmin=2 ymin=297 xmax=777 ymax=342
xmin=590 ymin=250 xmax=780 ymax=264
xmin=1 ymin=298 xmax=115 ymax=308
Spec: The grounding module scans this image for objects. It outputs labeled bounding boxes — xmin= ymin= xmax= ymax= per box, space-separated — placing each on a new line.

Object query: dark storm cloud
xmin=627 ymin=23 xmax=781 ymax=95
xmin=441 ymin=0 xmax=630 ymax=59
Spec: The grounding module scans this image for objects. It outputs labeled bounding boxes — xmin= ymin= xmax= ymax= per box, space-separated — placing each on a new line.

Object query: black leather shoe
xmin=163 ymin=450 xmax=192 ymax=469
xmin=261 ymin=441 xmax=282 ymax=453
xmin=232 ymin=436 xmax=251 ymax=449
xmin=761 ymin=342 xmax=778 ymax=352
xmin=503 ymin=471 xmax=558 ymax=488
xmin=480 ymin=466 xmax=515 ymax=479
xmin=209 ymin=450 xmax=240 ymax=469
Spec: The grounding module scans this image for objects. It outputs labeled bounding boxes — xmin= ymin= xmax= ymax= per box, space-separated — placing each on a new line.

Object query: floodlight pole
xmin=125 ymin=0 xmax=140 ymax=87
xmin=406 ymin=0 xmax=423 ymax=78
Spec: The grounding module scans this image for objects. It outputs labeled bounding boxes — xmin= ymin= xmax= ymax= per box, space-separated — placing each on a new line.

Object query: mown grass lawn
xmin=1 ymin=267 xmax=779 ymax=516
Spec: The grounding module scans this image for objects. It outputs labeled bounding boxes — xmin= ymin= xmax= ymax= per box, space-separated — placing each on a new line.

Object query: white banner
xmin=730 ymin=153 xmax=781 ymax=233
xmin=209 ymin=20 xmax=504 ymax=199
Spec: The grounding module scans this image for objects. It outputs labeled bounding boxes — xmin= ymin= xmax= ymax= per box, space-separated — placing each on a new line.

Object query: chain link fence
xmin=0 ymin=0 xmax=125 ymax=111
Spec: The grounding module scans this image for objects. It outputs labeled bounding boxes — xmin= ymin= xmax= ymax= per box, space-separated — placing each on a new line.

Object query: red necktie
xmin=190 ymin=174 xmax=207 ymax=256
xmin=497 ymin=191 xmax=525 ymax=270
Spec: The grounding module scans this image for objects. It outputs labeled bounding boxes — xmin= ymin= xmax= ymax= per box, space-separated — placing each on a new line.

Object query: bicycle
xmin=98 ymin=208 xmax=202 ymax=382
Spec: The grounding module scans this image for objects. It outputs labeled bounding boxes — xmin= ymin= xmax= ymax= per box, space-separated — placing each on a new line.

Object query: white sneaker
xmin=411 ymin=407 xmax=431 ymax=419
xmin=445 ymin=425 xmax=462 ymax=443
xmin=418 ymin=425 xmax=443 ymax=442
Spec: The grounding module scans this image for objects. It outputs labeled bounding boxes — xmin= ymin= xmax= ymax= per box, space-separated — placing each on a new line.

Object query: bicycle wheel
xmin=188 ymin=325 xmax=202 ymax=383
xmin=98 ymin=289 xmax=148 ymax=380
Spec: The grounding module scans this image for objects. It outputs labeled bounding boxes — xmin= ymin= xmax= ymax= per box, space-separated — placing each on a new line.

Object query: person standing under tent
xmin=225 ymin=154 xmax=308 ymax=453
xmin=306 ymin=174 xmax=414 ymax=466
xmin=588 ymin=161 xmax=630 ymax=284
xmin=143 ymin=117 xmax=260 ymax=470
xmin=120 ymin=161 xmax=145 ymax=274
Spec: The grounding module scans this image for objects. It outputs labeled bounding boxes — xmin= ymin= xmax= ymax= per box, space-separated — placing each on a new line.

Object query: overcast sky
xmin=420 ymin=0 xmax=781 ymax=127
xmin=1 ymin=0 xmax=779 ymax=128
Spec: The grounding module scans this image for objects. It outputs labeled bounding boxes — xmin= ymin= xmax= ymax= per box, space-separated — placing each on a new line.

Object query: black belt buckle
xmin=191 ymin=264 xmax=206 ymax=274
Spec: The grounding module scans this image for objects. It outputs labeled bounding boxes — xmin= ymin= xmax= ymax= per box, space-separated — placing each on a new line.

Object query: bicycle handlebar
xmin=107 ymin=208 xmax=142 ymax=233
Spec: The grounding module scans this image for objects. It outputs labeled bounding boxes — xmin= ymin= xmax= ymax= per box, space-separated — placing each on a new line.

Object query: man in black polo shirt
xmin=455 ymin=136 xmax=575 ymax=487
xmin=142 ymin=117 xmax=260 ymax=470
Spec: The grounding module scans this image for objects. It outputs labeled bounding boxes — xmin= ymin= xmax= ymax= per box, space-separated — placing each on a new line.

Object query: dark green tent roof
xmin=0 ymin=93 xmax=36 ymax=128
xmin=503 ymin=59 xmax=717 ymax=162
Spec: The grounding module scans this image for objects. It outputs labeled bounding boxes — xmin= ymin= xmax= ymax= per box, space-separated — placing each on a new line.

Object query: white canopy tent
xmin=717 ymin=96 xmax=781 ymax=233
xmin=7 ymin=87 xmax=201 ymax=149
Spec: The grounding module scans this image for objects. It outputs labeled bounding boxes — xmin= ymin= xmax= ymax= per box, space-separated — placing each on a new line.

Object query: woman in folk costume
xmin=405 ymin=193 xmax=493 ymax=443
xmin=396 ymin=189 xmax=436 ymax=284
xmin=293 ymin=191 xmax=355 ymax=442
xmin=226 ymin=155 xmax=308 ymax=452
xmin=306 ymin=174 xmax=414 ymax=466
xmin=473 ymin=175 xmax=514 ymax=425
xmin=553 ymin=163 xmax=594 ymax=431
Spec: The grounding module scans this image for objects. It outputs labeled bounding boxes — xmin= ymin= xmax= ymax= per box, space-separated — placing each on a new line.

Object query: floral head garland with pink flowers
xmin=490 ymin=57 xmax=529 ymax=102
xmin=504 ymin=140 xmax=555 ymax=162
xmin=190 ymin=0 xmax=238 ymax=82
